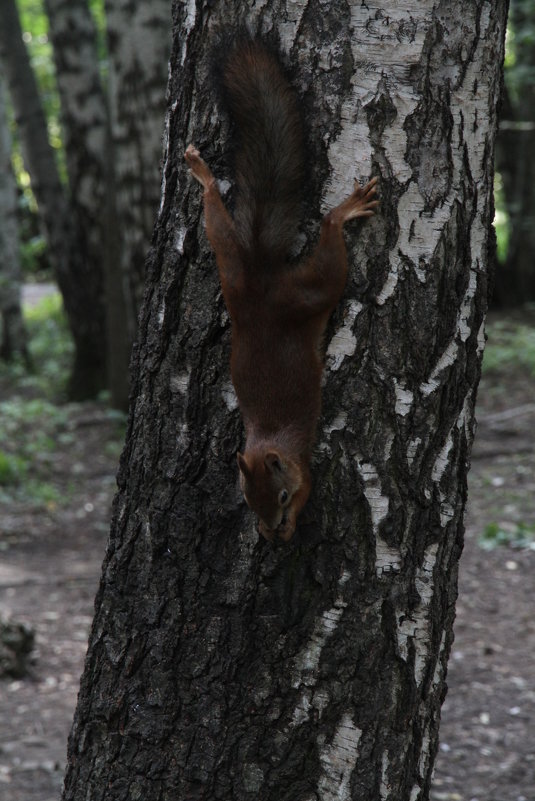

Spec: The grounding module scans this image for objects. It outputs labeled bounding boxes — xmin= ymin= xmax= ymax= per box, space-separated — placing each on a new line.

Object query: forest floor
xmin=0 ymin=296 xmax=534 ymax=801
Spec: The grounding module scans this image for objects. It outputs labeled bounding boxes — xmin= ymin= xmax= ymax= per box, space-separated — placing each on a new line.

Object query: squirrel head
xmin=237 ymin=448 xmax=302 ymax=538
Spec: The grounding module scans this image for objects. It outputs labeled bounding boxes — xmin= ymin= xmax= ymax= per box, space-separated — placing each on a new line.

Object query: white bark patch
xmin=158 ymin=298 xmax=166 ymax=326
xmin=158 ymin=114 xmax=170 ymax=217
xmin=322 ymin=1 xmax=434 ymax=209
xmin=379 ymin=750 xmax=390 ymax=800
xmin=184 ymin=0 xmax=196 ymax=36
xmin=406 ymin=437 xmax=421 ymax=468
xmin=221 ymin=381 xmax=239 ymax=411
xmin=394 ymin=380 xmax=413 ymax=417
xmin=170 ymin=370 xmax=190 ymax=395
xmin=317 ymin=712 xmax=362 ymax=801
xmin=312 ymin=688 xmax=330 ymax=718
xmin=291 ymin=690 xmax=312 ymax=726
xmin=418 ymin=728 xmax=432 ymax=780
xmin=396 ymin=543 xmax=439 ymax=686
xmin=322 ymin=411 xmax=348 ymax=443
xmin=409 ymin=785 xmax=421 ymax=801
xmin=326 ymin=300 xmax=362 ymax=371
xmin=326 ymin=2 xmax=438 ymax=303
xmin=392 ymin=182 xmax=453 ymax=286
xmin=357 ymin=460 xmax=400 ymax=575
xmin=291 ymin=570 xmax=351 ymax=690
xmin=176 ymin=422 xmax=189 ymax=452
xmin=431 ymin=430 xmax=453 ymax=484
xmin=376 ymin=263 xmax=400 ymax=306
xmin=175 ymin=225 xmax=187 ymax=254
xmin=419 ymin=339 xmax=459 ymax=396
xmin=279 ymin=0 xmax=307 ymax=49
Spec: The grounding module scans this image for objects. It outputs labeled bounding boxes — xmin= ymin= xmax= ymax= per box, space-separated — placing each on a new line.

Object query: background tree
xmin=62 ymin=2 xmax=507 ymax=800
xmin=0 ymin=0 xmax=107 ymax=396
xmin=495 ymin=0 xmax=535 ymax=306
xmin=103 ymin=0 xmax=171 ymax=408
xmin=0 ymin=0 xmax=170 ymax=404
xmin=0 ymin=75 xmax=28 ymax=363
xmin=43 ymin=0 xmax=110 ymax=395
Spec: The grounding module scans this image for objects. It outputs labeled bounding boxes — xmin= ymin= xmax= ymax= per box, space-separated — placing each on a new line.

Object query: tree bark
xmin=0 ymin=0 xmax=107 ymax=397
xmin=63 ymin=2 xmax=507 ymax=800
xmin=0 ymin=76 xmax=28 ymax=363
xmin=103 ymin=0 xmax=171 ymax=408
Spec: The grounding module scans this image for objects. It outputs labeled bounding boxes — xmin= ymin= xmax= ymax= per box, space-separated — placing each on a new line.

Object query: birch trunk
xmin=0 ymin=77 xmax=27 ymax=363
xmin=103 ymin=0 xmax=171 ymax=408
xmin=43 ymin=0 xmax=110 ymax=385
xmin=62 ymin=2 xmax=507 ymax=800
xmin=0 ymin=0 xmax=107 ymax=397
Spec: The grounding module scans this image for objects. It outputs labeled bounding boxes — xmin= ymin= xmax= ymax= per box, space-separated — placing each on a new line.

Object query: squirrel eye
xmin=279 ymin=489 xmax=289 ymax=506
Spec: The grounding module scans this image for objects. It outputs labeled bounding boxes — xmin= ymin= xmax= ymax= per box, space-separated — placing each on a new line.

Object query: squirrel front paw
xmin=276 ymin=517 xmax=296 ymax=542
xmin=258 ymin=520 xmax=276 ymax=542
xmin=184 ymin=144 xmax=216 ymax=190
xmin=332 ymin=176 xmax=379 ymax=223
xmin=258 ymin=517 xmax=296 ymax=543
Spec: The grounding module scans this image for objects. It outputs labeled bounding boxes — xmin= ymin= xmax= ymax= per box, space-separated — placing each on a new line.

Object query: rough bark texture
xmin=63 ymin=2 xmax=507 ymax=800
xmin=0 ymin=77 xmax=28 ymax=363
xmin=0 ymin=0 xmax=107 ymax=397
xmin=103 ymin=0 xmax=171 ymax=408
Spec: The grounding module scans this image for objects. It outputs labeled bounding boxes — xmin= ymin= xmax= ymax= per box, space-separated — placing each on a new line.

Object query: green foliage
xmin=479 ymin=521 xmax=535 ymax=551
xmin=0 ymin=396 xmax=66 ymax=506
xmin=0 ymin=289 xmax=125 ymax=509
xmin=504 ymin=0 xmax=535 ymax=104
xmin=493 ymin=172 xmax=510 ymax=265
xmin=482 ymin=316 xmax=535 ymax=376
xmin=0 ymin=289 xmax=73 ymax=403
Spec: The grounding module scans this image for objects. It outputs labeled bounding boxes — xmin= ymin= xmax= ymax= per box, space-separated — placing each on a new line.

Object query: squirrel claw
xmin=185 ymin=144 xmax=215 ymax=190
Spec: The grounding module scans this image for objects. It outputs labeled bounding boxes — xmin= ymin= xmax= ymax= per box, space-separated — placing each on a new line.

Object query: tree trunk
xmin=43 ymin=0 xmax=110 ymax=389
xmin=62 ymin=3 xmax=507 ymax=800
xmin=0 ymin=76 xmax=28 ymax=363
xmin=0 ymin=0 xmax=107 ymax=397
xmin=103 ymin=0 xmax=171 ymax=409
xmin=494 ymin=0 xmax=535 ymax=306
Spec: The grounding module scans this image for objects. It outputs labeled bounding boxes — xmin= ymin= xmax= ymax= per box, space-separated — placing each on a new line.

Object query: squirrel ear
xmin=264 ymin=451 xmax=283 ymax=473
xmin=237 ymin=451 xmax=251 ymax=478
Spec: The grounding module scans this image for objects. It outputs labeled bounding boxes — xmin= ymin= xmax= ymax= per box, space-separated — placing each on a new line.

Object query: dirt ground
xmin=0 ymin=364 xmax=534 ymax=800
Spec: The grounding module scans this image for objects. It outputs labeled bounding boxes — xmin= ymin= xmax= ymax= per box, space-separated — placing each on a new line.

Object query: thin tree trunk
xmin=0 ymin=76 xmax=28 ymax=363
xmin=103 ymin=0 xmax=171 ymax=409
xmin=495 ymin=0 xmax=535 ymax=306
xmin=63 ymin=2 xmax=507 ymax=800
xmin=0 ymin=0 xmax=107 ymax=397
xmin=43 ymin=0 xmax=110 ymax=386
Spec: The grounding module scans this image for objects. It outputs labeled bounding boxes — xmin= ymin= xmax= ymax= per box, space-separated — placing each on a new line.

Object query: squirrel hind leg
xmin=330 ymin=176 xmax=379 ymax=224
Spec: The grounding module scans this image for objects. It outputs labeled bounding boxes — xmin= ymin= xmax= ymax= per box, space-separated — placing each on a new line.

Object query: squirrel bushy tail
xmin=222 ymin=42 xmax=304 ymax=261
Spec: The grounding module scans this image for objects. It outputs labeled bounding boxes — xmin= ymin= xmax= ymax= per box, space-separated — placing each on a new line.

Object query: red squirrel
xmin=185 ymin=41 xmax=378 ymax=542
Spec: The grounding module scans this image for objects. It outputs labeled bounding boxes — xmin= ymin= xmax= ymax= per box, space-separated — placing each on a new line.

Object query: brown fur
xmin=185 ymin=42 xmax=378 ymax=541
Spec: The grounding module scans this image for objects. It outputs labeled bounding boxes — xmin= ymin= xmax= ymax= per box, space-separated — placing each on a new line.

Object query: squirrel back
xmin=222 ymin=42 xmax=304 ymax=261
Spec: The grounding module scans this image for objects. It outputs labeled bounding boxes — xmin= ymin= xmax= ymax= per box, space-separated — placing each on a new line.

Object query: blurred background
xmin=0 ymin=2 xmax=534 ymax=800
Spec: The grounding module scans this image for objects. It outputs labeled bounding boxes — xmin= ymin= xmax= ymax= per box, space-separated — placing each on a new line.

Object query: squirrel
xmin=185 ymin=41 xmax=378 ymax=542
